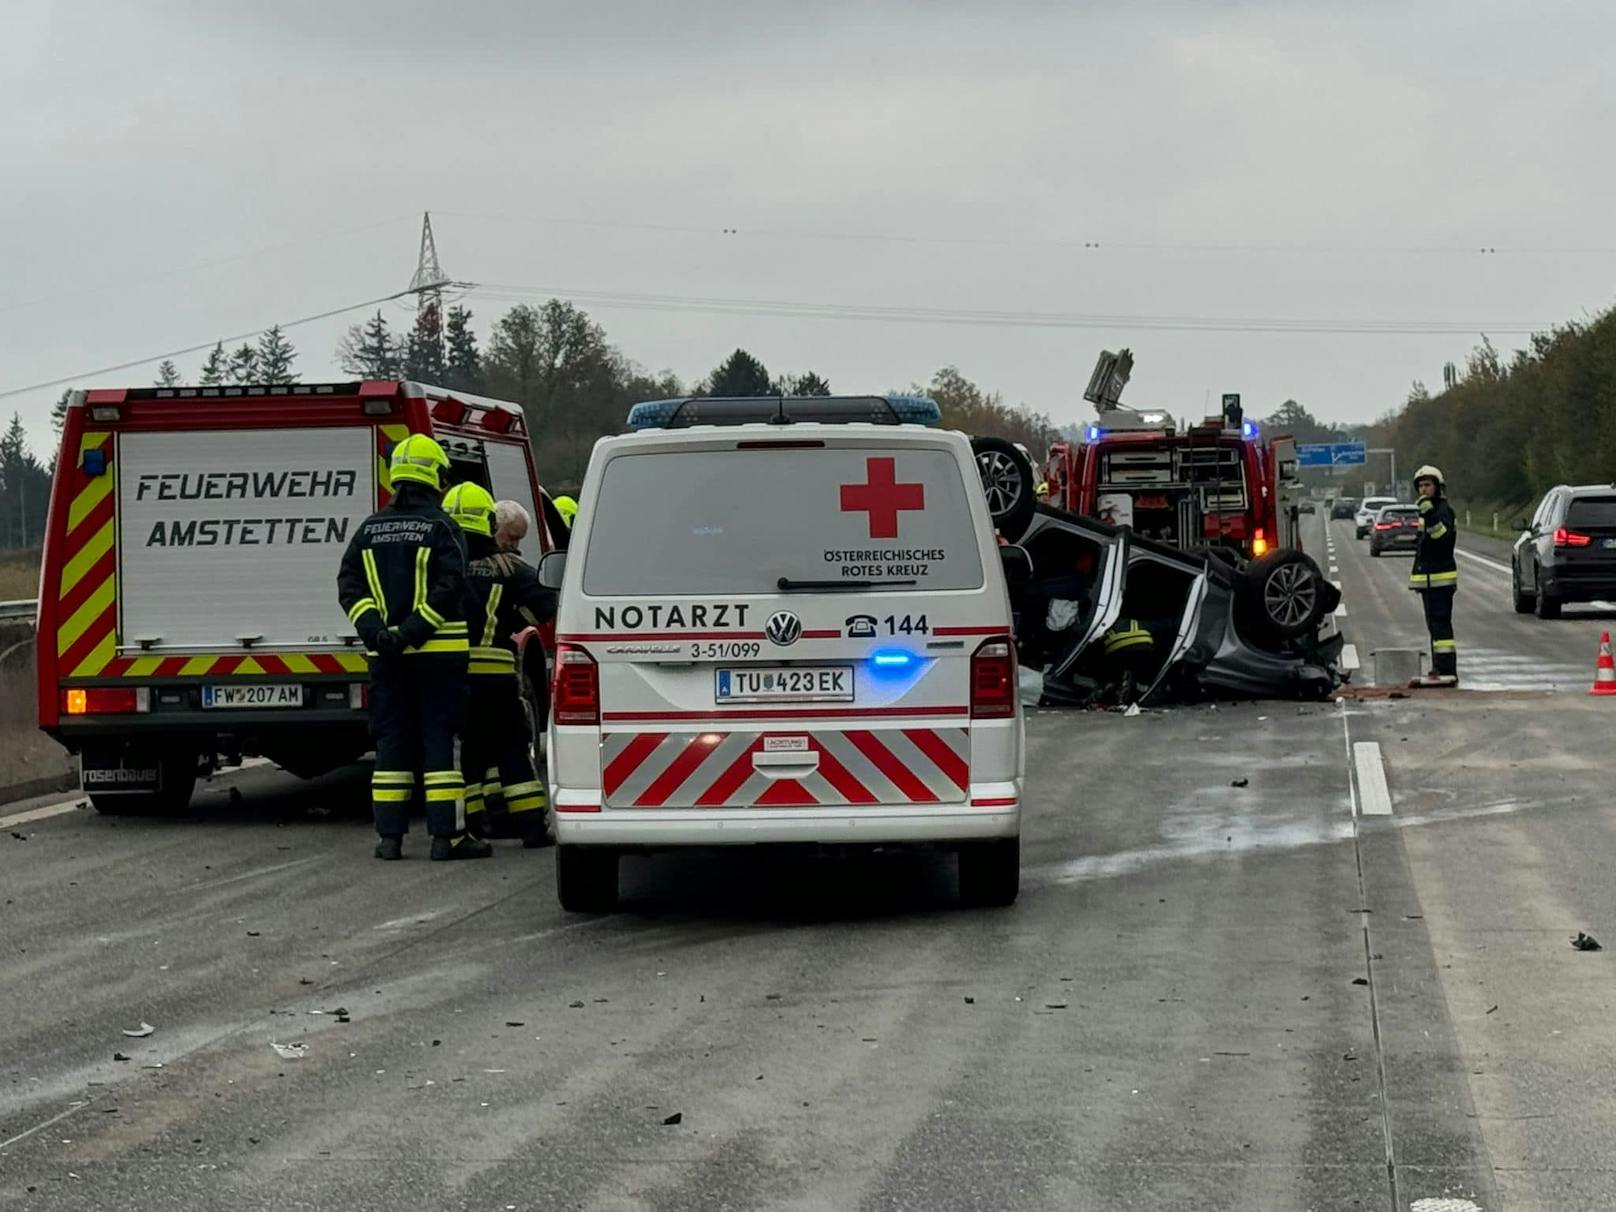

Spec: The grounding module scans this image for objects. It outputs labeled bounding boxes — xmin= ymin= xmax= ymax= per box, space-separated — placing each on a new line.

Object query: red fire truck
xmin=37 ymin=380 xmax=559 ymax=814
xmin=1041 ymin=397 xmax=1302 ymax=560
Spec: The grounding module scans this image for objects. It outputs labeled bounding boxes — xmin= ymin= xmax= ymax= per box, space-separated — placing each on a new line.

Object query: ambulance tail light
xmin=1554 ymin=527 xmax=1592 ymax=548
xmin=970 ymin=639 xmax=1016 ymax=720
xmin=552 ymin=644 xmax=600 ymax=726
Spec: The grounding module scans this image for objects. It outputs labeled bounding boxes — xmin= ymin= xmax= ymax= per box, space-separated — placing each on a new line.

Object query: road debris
xmin=10 ymin=831 xmax=26 ymax=840
xmin=112 ymin=1052 xmax=130 ymax=1062
xmin=121 ymin=1022 xmax=155 ymax=1038
xmin=271 ymin=1042 xmax=308 ymax=1060
xmin=1351 ymin=977 xmax=1369 ymax=986
xmin=662 ymin=1112 xmax=682 ymax=1126
xmin=1230 ymin=778 xmax=1249 ymax=788
xmin=1486 ymin=1005 xmax=1499 ymax=1015
xmin=1571 ymin=932 xmax=1602 ymax=952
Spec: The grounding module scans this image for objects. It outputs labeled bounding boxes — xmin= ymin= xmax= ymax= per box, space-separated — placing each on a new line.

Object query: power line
xmin=437 ymin=209 xmax=1616 ymax=258
xmin=0 ymin=289 xmax=414 ymax=403
xmin=0 ymin=214 xmax=420 ymax=318
xmin=465 ymin=282 xmax=1549 ymax=336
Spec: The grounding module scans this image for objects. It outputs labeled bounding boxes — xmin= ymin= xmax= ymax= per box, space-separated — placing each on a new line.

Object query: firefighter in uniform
xmin=1101 ymin=618 xmax=1156 ymax=705
xmin=552 ymin=495 xmax=579 ymax=530
xmin=337 ymin=435 xmax=491 ymax=861
xmin=1410 ymin=464 xmax=1459 ymax=687
xmin=442 ymin=483 xmax=558 ymax=848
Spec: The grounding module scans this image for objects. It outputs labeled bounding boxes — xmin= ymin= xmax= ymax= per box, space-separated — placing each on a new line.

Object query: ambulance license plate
xmin=715 ymin=666 xmax=853 ymax=704
xmin=202 ymin=684 xmax=304 ymax=709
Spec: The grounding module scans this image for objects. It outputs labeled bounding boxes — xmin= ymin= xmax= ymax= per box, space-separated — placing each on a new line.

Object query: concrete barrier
xmin=0 ymin=622 xmax=76 ymax=802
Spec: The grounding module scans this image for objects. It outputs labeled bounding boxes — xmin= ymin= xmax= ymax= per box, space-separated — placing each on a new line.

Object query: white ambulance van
xmin=541 ymin=395 xmax=1025 ymax=912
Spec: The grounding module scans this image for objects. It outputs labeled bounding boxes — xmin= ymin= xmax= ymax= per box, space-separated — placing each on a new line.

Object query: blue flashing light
xmin=884 ymin=395 xmax=942 ymax=426
xmin=1085 ymin=424 xmax=1103 ymax=442
xmin=870 ymin=649 xmax=915 ymax=668
xmin=1242 ymin=420 xmax=1259 ymax=440
xmin=627 ymin=398 xmax=682 ymax=429
xmin=82 ymin=448 xmax=107 ymax=476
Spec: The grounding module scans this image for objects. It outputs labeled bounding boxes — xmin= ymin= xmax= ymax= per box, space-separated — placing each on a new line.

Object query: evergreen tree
xmin=256 ymin=325 xmax=299 ymax=384
xmin=0 ymin=412 xmax=51 ymax=548
xmin=199 ymin=343 xmax=228 ymax=386
xmin=228 ymin=343 xmax=259 ymax=384
xmin=50 ymin=389 xmax=72 ymax=435
xmin=444 ymin=305 xmax=483 ymax=392
xmin=336 ymin=311 xmax=402 ymax=378
xmin=403 ymin=298 xmax=446 ymax=383
xmin=703 ymin=349 xmax=774 ymax=397
xmin=154 ymin=360 xmax=182 ymax=388
xmin=777 ymin=371 xmax=831 ymax=396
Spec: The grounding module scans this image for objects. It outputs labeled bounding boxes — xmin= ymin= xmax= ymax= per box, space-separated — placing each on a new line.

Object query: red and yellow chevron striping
xmin=56 ymin=431 xmax=118 ymax=678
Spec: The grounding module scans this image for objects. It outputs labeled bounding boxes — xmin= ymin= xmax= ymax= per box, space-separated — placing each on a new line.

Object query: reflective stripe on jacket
xmin=1410 ymin=495 xmax=1459 ymax=591
xmin=337 ymin=488 xmax=469 ymax=654
xmin=464 ymin=541 xmax=558 ymax=677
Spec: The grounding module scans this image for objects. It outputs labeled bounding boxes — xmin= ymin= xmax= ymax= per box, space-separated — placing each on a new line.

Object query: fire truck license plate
xmin=202 ymin=684 xmax=304 ymax=709
xmin=716 ymin=666 xmax=853 ymax=704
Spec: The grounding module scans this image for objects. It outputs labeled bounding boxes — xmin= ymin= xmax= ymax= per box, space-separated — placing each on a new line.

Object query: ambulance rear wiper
xmin=776 ymin=577 xmax=918 ymax=592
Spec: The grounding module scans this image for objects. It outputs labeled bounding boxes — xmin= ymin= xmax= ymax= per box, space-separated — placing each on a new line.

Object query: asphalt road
xmin=3 ymin=515 xmax=1614 ymax=1210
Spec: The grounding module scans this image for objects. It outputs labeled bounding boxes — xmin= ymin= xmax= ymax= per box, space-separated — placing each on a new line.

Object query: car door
xmin=1528 ymin=492 xmax=1559 ymax=587
xmin=1048 ymin=527 xmax=1128 ymax=679
xmin=1138 ymin=564 xmax=1209 ymax=705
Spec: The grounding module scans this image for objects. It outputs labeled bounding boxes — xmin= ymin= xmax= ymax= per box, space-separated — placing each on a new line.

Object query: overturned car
xmin=1001 ymin=502 xmax=1345 ymax=706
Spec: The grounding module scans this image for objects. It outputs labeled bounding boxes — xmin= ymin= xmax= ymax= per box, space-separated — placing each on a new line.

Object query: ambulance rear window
xmin=582 ymin=445 xmax=985 ymax=596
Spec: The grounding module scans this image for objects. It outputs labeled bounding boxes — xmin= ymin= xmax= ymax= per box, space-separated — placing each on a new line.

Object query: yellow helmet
xmin=443 ymin=482 xmax=496 ymax=535
xmin=553 ymin=494 xmax=578 ymax=526
xmin=389 ymin=433 xmax=449 ymax=491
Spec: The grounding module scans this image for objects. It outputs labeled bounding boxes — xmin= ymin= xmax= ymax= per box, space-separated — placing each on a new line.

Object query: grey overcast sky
xmin=4 ymin=0 xmax=1615 ymax=454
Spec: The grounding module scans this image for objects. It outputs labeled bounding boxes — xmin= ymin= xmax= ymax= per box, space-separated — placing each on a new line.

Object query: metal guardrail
xmin=0 ymin=599 xmax=39 ymax=624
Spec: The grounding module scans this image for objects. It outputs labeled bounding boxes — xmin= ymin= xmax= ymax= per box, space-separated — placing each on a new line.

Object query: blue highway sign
xmin=1296 ymin=441 xmax=1367 ymax=467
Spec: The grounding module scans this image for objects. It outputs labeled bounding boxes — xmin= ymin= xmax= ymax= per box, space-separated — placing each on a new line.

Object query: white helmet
xmin=1413 ymin=464 xmax=1444 ymax=487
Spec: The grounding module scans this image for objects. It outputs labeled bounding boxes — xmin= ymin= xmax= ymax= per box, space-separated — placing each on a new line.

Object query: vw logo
xmin=765 ymin=611 xmax=803 ymax=646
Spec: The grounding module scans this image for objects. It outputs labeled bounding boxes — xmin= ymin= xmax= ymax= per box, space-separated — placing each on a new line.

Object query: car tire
xmin=557 ymin=845 xmax=619 ymax=912
xmin=971 ymin=436 xmax=1037 ymax=543
xmin=1370 ymin=546 xmax=1382 ymax=558
xmin=1236 ymin=549 xmax=1330 ymax=641
xmin=1511 ymin=566 xmax=1535 ymax=614
xmin=1535 ymin=580 xmax=1562 ymax=619
xmin=958 ymin=836 xmax=1020 ymax=908
xmin=1355 ymin=526 xmax=1368 ymax=540
xmin=88 ymin=752 xmax=198 ymax=816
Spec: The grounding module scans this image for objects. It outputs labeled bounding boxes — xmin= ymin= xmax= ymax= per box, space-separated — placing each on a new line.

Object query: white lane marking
xmin=0 ymin=797 xmax=83 ymax=830
xmin=1353 ymin=742 xmax=1393 ymax=816
xmin=1454 ymin=546 xmax=1510 ymax=575
xmin=1410 ymin=1199 xmax=1482 ymax=1212
xmin=1335 ymin=602 xmax=1348 ymax=617
xmin=1331 ymin=578 xmax=1342 ymax=589
xmin=1338 ymin=699 xmax=1359 ymax=818
xmin=1340 ymin=643 xmax=1360 ymax=671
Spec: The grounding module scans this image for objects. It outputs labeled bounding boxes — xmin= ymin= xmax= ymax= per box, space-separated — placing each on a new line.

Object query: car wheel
xmin=1511 ymin=566 xmax=1535 ymax=614
xmin=958 ymin=836 xmax=1020 ymax=908
xmin=1535 ymin=580 xmax=1562 ymax=619
xmin=557 ymin=846 xmax=619 ymax=912
xmin=88 ymin=752 xmax=198 ymax=816
xmin=1370 ymin=545 xmax=1382 ymax=558
xmin=1237 ymin=549 xmax=1330 ymax=641
xmin=970 ymin=436 xmax=1037 ymax=542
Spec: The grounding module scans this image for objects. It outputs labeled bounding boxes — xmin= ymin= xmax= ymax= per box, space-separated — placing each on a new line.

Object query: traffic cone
xmin=1590 ymin=632 xmax=1616 ymax=696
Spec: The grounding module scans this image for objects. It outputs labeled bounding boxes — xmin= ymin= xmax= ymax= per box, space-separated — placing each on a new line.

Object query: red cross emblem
xmin=840 ymin=457 xmax=925 ymax=539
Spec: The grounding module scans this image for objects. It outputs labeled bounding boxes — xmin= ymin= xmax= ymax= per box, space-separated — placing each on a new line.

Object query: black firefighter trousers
xmin=368 ymin=652 xmax=467 ymax=839
xmin=462 ymin=673 xmax=548 ymax=843
xmin=1420 ymin=585 xmax=1457 ymax=678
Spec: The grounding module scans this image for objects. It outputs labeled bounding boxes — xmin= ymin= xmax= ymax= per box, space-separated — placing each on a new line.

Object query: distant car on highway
xmin=1511 ymin=484 xmax=1616 ymax=618
xmin=1330 ymin=497 xmax=1357 ymax=520
xmin=1354 ymin=496 xmax=1398 ymax=539
xmin=1368 ymin=504 xmax=1420 ymax=556
xmin=1298 ymin=499 xmax=1316 ymax=514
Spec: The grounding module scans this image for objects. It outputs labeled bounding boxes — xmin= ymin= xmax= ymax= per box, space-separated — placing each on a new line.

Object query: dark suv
xmin=1330 ymin=497 xmax=1358 ymax=520
xmin=1512 ymin=485 xmax=1616 ymax=618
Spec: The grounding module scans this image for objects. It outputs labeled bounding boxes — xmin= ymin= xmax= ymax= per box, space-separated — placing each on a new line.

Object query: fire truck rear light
xmin=479 ymin=408 xmax=515 ymax=433
xmin=362 ymin=399 xmax=395 ymax=416
xmin=89 ymin=405 xmax=122 ymax=422
xmin=553 ymin=644 xmax=600 ymax=726
xmin=970 ymin=639 xmax=1016 ymax=719
xmin=432 ymin=398 xmax=468 ymax=425
xmin=62 ymin=687 xmax=148 ymax=715
xmin=1252 ymin=528 xmax=1270 ymax=557
xmin=349 ymin=683 xmax=368 ymax=710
